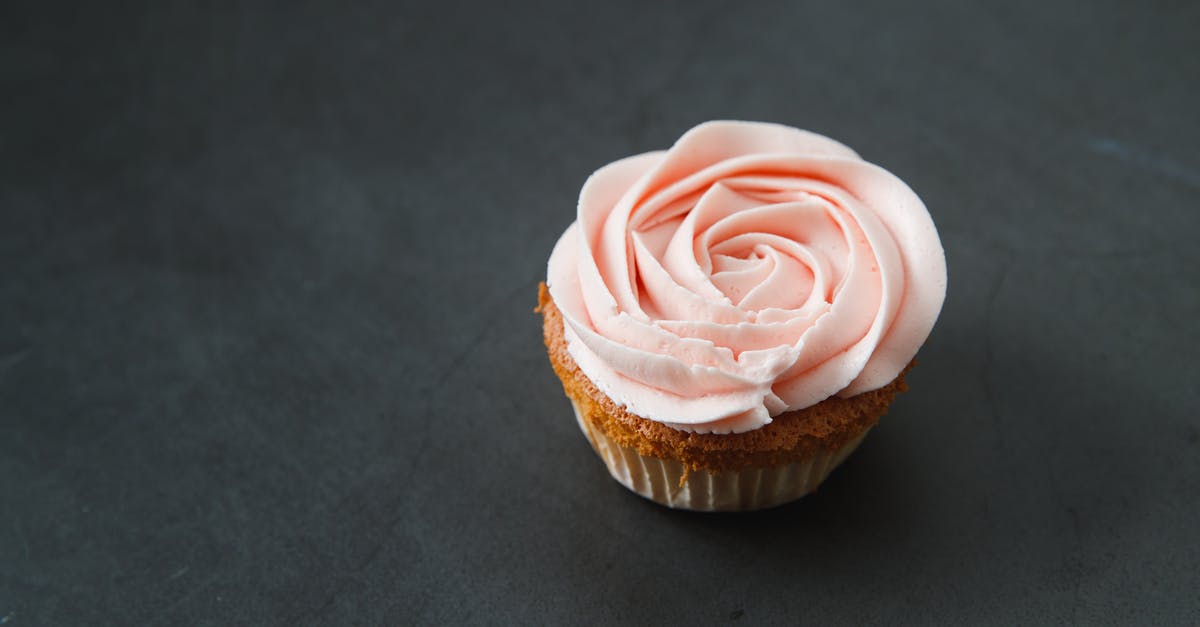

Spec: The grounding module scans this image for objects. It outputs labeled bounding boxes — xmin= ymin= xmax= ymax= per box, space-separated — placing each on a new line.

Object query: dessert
xmin=539 ymin=120 xmax=946 ymax=511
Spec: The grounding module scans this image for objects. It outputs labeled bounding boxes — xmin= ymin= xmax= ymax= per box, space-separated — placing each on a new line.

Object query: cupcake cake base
xmin=540 ymin=283 xmax=908 ymax=512
xmin=572 ymin=399 xmax=870 ymax=510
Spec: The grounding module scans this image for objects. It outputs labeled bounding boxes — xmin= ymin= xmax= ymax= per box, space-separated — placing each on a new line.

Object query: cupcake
xmin=539 ymin=121 xmax=946 ymax=511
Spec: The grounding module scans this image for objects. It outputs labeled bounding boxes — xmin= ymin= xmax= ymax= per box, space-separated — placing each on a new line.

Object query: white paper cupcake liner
xmin=571 ymin=400 xmax=869 ymax=512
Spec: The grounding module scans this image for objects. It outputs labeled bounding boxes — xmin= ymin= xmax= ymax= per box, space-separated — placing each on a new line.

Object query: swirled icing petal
xmin=563 ymin=323 xmax=771 ymax=430
xmin=575 ymin=151 xmax=663 ymax=324
xmin=630 ymin=232 xmax=751 ymax=324
xmin=635 ymin=120 xmax=861 ymax=199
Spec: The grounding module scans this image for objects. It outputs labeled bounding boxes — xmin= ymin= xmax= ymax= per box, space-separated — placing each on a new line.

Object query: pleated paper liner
xmin=571 ymin=400 xmax=869 ymax=512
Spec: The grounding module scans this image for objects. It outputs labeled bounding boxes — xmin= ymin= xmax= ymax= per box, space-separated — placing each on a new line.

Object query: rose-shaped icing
xmin=546 ymin=121 xmax=946 ymax=434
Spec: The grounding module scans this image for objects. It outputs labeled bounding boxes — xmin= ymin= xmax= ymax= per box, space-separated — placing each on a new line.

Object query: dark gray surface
xmin=2 ymin=1 xmax=1198 ymax=624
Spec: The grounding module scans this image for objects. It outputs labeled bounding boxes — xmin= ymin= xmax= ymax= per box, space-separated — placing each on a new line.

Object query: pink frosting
xmin=547 ymin=121 xmax=946 ymax=434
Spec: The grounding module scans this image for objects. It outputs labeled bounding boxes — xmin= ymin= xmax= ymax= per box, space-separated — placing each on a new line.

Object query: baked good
xmin=539 ymin=121 xmax=946 ymax=511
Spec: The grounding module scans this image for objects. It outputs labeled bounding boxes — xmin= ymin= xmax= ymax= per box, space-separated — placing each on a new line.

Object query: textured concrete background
xmin=2 ymin=1 xmax=1198 ymax=624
